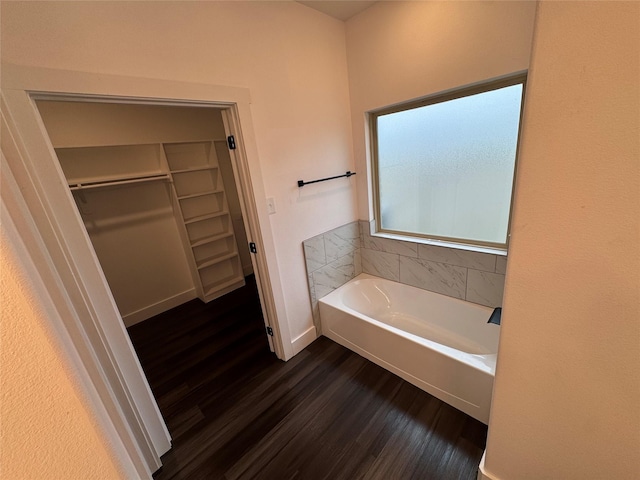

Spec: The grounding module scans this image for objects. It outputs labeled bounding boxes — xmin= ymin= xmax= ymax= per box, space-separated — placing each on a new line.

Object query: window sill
xmin=371 ymin=230 xmax=508 ymax=256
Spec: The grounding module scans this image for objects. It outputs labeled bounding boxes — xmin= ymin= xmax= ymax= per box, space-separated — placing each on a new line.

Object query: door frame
xmin=1 ymin=64 xmax=293 ymax=474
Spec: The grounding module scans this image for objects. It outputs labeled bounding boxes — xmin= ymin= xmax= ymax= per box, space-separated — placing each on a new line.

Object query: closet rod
xmin=69 ymin=174 xmax=170 ymax=191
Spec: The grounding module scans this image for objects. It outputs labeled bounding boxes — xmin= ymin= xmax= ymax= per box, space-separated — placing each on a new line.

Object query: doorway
xmin=2 ymin=63 xmax=294 ymax=476
xmin=33 ymin=97 xmax=279 ymax=462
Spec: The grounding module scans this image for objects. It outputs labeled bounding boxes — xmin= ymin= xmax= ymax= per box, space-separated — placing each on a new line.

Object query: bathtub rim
xmin=318 ymin=273 xmax=499 ymax=376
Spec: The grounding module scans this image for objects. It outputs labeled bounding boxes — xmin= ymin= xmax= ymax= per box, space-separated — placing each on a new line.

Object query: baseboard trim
xmin=291 ymin=325 xmax=317 ymax=356
xmin=123 ymin=288 xmax=197 ymax=327
xmin=477 ymin=451 xmax=497 ymax=480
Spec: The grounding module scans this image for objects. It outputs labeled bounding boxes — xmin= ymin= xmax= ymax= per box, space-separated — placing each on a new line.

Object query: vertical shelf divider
xmin=164 ymin=141 xmax=245 ymax=303
xmin=160 ymin=144 xmax=205 ymax=300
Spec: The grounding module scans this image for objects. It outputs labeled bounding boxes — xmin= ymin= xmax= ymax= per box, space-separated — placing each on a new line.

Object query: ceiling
xmin=297 ymin=1 xmax=377 ymax=21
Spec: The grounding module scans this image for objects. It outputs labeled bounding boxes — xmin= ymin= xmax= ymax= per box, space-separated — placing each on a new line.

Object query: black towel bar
xmin=297 ymin=171 xmax=356 ymax=188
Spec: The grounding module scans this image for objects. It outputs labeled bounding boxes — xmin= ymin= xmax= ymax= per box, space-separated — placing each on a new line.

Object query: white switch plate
xmin=266 ymin=197 xmax=276 ymax=215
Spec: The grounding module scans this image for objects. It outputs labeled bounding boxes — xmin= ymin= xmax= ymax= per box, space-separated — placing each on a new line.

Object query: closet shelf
xmin=177 ymin=189 xmax=223 ymax=201
xmin=170 ymin=166 xmax=218 ymax=174
xmin=165 ymin=140 xmax=245 ymax=304
xmin=183 ymin=210 xmax=229 ymax=225
xmin=68 ymin=173 xmax=169 ymax=190
xmin=196 ymin=251 xmax=240 ymax=270
xmin=203 ymin=275 xmax=245 ymax=298
xmin=190 ymin=232 xmax=234 ymax=248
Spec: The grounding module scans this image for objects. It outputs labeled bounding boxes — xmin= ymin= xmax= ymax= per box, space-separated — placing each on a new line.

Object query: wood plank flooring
xmin=127 ymin=276 xmax=487 ymax=480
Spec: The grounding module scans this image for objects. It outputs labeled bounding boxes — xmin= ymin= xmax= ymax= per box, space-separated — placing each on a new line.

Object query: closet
xmin=37 ymin=101 xmax=253 ymax=326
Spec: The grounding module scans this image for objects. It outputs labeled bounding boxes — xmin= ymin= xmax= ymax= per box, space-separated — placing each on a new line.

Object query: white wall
xmin=1 ymin=1 xmax=357 ymax=344
xmin=345 ymin=0 xmax=537 ymax=220
xmin=484 ymin=2 xmax=640 ymax=478
xmin=1 ymin=209 xmax=127 ymax=478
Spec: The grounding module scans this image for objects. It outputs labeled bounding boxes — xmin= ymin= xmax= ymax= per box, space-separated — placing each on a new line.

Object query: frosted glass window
xmin=373 ymin=79 xmax=524 ymax=248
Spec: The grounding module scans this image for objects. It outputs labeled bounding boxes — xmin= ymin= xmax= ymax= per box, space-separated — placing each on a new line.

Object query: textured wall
xmin=1 ymin=222 xmax=124 ymax=479
xmin=485 ymin=2 xmax=640 ymax=478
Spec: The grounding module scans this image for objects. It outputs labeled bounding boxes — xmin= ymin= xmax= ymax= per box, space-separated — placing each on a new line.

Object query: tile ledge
xmin=371 ymin=231 xmax=507 ymax=256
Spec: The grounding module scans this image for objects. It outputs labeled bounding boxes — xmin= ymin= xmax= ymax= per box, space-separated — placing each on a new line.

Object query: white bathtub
xmin=318 ymin=273 xmax=500 ymax=424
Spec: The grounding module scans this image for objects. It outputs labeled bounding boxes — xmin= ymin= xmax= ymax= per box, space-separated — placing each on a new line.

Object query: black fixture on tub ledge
xmin=487 ymin=307 xmax=502 ymax=325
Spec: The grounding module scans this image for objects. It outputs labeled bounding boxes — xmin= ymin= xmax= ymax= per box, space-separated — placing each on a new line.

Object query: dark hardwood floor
xmin=127 ymin=276 xmax=487 ymax=480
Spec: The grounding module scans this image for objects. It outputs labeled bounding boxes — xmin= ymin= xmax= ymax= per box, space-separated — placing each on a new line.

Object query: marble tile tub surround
xmin=303 ymin=222 xmax=362 ymax=331
xmin=360 ymin=220 xmax=507 ymax=307
xmin=303 ymin=220 xmax=508 ymax=329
